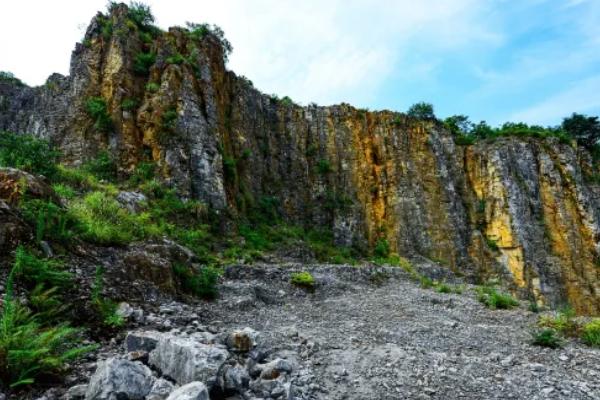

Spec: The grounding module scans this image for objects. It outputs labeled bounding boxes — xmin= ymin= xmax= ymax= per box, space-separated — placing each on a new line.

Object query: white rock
xmin=149 ymin=334 xmax=229 ymax=387
xmin=165 ymin=382 xmax=209 ymax=400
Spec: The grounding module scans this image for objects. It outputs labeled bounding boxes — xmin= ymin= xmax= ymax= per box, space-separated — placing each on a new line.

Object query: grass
xmin=91 ymin=267 xmax=124 ymax=328
xmin=531 ymin=328 xmax=563 ymax=349
xmin=476 ymin=286 xmax=519 ymax=309
xmin=291 ymin=272 xmax=315 ymax=290
xmin=0 ymin=131 xmax=59 ymax=177
xmin=581 ymin=319 xmax=600 ymax=347
xmin=538 ymin=307 xmax=578 ymax=336
xmin=317 ymin=159 xmax=332 ymax=175
xmin=85 ymin=97 xmax=112 ymax=132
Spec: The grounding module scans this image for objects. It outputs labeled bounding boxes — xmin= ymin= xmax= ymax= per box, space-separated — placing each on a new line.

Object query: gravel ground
xmin=195 ymin=263 xmax=600 ymax=400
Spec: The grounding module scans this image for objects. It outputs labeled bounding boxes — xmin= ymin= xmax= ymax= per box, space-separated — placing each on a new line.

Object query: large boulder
xmin=165 ymin=382 xmax=209 ymax=400
xmin=85 ymin=358 xmax=155 ymax=400
xmin=148 ymin=334 xmax=229 ymax=387
xmin=0 ymin=167 xmax=58 ymax=204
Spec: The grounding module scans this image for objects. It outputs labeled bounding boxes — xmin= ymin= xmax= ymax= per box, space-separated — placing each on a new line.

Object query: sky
xmin=1 ymin=0 xmax=599 ymax=126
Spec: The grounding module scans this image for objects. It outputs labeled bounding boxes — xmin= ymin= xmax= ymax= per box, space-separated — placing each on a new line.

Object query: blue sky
xmin=1 ymin=0 xmax=599 ymax=126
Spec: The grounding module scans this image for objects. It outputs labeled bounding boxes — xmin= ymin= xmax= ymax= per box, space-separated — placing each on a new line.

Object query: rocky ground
xmin=11 ymin=262 xmax=599 ymax=400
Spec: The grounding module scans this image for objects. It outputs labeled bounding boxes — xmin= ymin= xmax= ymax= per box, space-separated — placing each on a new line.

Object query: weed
xmin=291 ymin=271 xmax=315 ymax=290
xmin=531 ymin=328 xmax=563 ymax=349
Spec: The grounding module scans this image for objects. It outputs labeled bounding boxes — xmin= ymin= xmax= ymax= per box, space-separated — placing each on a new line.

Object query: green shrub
xmin=173 ymin=264 xmax=220 ymax=299
xmin=485 ymin=237 xmax=499 ymax=251
xmin=436 ymin=283 xmax=452 ymax=294
xmin=0 ymin=259 xmax=94 ymax=387
xmin=166 ymin=53 xmax=185 ymax=65
xmin=291 ymin=271 xmax=315 ymax=290
xmin=538 ymin=307 xmax=577 ymax=336
xmin=13 ymin=246 xmax=72 ymax=290
xmin=161 ymin=108 xmax=178 ymax=130
xmin=128 ymin=161 xmax=155 ymax=185
xmin=82 ymin=151 xmax=117 ymax=181
xmin=121 ymin=98 xmax=139 ymax=111
xmin=127 ymin=1 xmax=155 ymax=28
xmin=69 ymin=191 xmax=150 ymax=245
xmin=0 ymin=131 xmax=59 ymax=177
xmin=145 ymin=82 xmax=160 ymax=92
xmin=280 ymin=96 xmax=294 ymax=107
xmin=419 ymin=276 xmax=434 ymax=289
xmin=374 ymin=238 xmax=390 ymax=258
xmin=531 ymin=328 xmax=563 ymax=349
xmin=20 ymin=199 xmax=75 ymax=243
xmin=581 ymin=319 xmax=600 ymax=347
xmin=407 ymin=102 xmax=436 ymax=120
xmin=317 ymin=159 xmax=332 ymax=175
xmin=91 ymin=267 xmax=124 ymax=328
xmin=223 ymin=156 xmax=237 ymax=182
xmin=85 ymin=97 xmax=113 ymax=132
xmin=52 ymin=183 xmax=76 ymax=199
xmin=133 ymin=52 xmax=156 ymax=75
xmin=0 ymin=71 xmax=24 ymax=86
xmin=476 ymin=286 xmax=519 ymax=309
xmin=185 ymin=22 xmax=232 ymax=62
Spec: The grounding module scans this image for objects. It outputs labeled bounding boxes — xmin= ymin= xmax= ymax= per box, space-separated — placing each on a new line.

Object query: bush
xmin=538 ymin=307 xmax=577 ymax=336
xmin=0 ymin=71 xmax=24 ymax=86
xmin=127 ymin=1 xmax=155 ymax=28
xmin=173 ymin=264 xmax=220 ymax=299
xmin=145 ymin=82 xmax=160 ymax=92
xmin=317 ymin=159 xmax=332 ymax=175
xmin=69 ymin=191 xmax=152 ymax=245
xmin=407 ymin=102 xmax=436 ymax=120
xmin=133 ymin=52 xmax=156 ymax=75
xmin=581 ymin=319 xmax=600 ymax=347
xmin=476 ymin=286 xmax=519 ymax=309
xmin=373 ymin=238 xmax=390 ymax=258
xmin=531 ymin=328 xmax=563 ymax=349
xmin=186 ymin=22 xmax=232 ymax=62
xmin=20 ymin=199 xmax=75 ymax=243
xmin=166 ymin=53 xmax=185 ymax=65
xmin=121 ymin=98 xmax=139 ymax=111
xmin=82 ymin=151 xmax=117 ymax=181
xmin=290 ymin=271 xmax=315 ymax=290
xmin=562 ymin=113 xmax=600 ymax=148
xmin=0 ymin=258 xmax=93 ymax=387
xmin=0 ymin=131 xmax=59 ymax=177
xmin=85 ymin=97 xmax=112 ymax=132
xmin=90 ymin=266 xmax=124 ymax=328
xmin=13 ymin=246 xmax=72 ymax=290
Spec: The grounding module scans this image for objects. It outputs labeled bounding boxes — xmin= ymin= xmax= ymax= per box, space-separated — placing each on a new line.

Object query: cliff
xmin=1 ymin=3 xmax=598 ymax=314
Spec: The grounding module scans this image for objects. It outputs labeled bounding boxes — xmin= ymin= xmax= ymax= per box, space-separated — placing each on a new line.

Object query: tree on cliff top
xmin=407 ymin=102 xmax=436 ymax=120
xmin=562 ymin=113 xmax=600 ymax=148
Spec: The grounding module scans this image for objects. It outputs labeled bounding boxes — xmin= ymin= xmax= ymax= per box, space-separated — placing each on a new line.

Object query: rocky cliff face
xmin=1 ymin=4 xmax=598 ymax=314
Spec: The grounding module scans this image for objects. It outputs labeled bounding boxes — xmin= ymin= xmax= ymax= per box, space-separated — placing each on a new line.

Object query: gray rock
xmin=165 ymin=382 xmax=209 ymax=400
xmin=221 ymin=363 xmax=251 ymax=393
xmin=125 ymin=330 xmax=163 ymax=353
xmin=149 ymin=334 xmax=229 ymax=386
xmin=147 ymin=378 xmax=176 ymax=400
xmin=259 ymin=359 xmax=294 ymax=380
xmin=116 ymin=191 xmax=147 ymax=213
xmin=85 ymin=358 xmax=155 ymax=400
xmin=63 ymin=385 xmax=87 ymax=400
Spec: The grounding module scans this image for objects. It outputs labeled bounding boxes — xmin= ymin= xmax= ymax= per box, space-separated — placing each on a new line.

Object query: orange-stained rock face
xmin=0 ymin=4 xmax=598 ymax=314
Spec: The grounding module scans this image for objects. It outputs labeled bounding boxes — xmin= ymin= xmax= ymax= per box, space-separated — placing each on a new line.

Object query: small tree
xmin=562 ymin=113 xmax=600 ymax=148
xmin=444 ymin=115 xmax=472 ymax=136
xmin=407 ymin=102 xmax=436 ymax=120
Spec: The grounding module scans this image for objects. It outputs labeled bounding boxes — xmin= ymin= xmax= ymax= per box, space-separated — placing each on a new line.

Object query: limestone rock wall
xmin=0 ymin=4 xmax=598 ymax=313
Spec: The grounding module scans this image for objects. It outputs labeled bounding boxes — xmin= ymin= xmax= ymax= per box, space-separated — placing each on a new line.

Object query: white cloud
xmin=0 ymin=0 xmax=498 ymax=107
